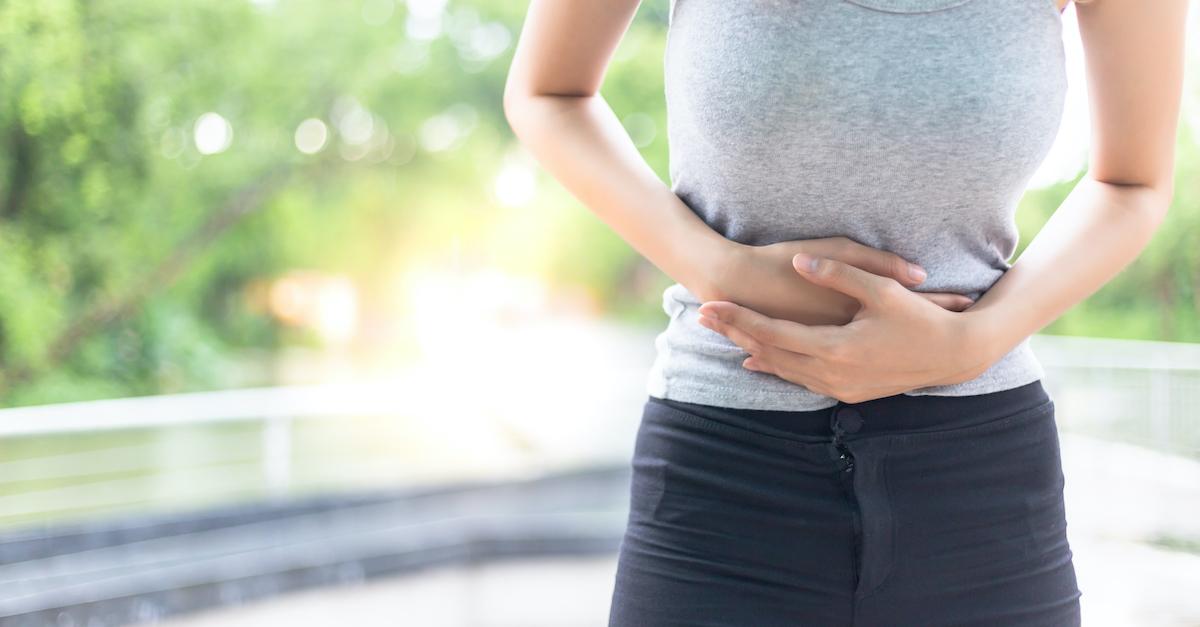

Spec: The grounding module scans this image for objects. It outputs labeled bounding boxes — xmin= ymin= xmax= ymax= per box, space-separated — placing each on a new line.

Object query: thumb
xmin=793 ymin=252 xmax=894 ymax=306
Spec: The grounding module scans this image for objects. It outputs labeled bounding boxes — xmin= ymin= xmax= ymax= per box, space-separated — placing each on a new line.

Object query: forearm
xmin=964 ymin=175 xmax=1173 ymax=363
xmin=503 ymin=93 xmax=739 ymax=301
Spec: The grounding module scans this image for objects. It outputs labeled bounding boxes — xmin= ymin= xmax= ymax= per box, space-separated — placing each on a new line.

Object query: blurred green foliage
xmin=0 ymin=0 xmax=547 ymax=405
xmin=0 ymin=0 xmax=1195 ymax=407
xmin=1017 ymin=137 xmax=1200 ymax=341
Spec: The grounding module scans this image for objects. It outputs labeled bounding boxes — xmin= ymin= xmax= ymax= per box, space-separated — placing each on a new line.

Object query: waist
xmin=648 ymin=379 xmax=1051 ymax=441
xmin=648 ymin=284 xmax=1048 ymax=410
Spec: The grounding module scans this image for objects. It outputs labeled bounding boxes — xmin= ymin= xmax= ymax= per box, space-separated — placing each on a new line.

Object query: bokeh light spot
xmin=193 ymin=112 xmax=233 ymax=155
xmin=622 ymin=113 xmax=656 ymax=149
xmin=294 ymin=118 xmax=329 ymax=154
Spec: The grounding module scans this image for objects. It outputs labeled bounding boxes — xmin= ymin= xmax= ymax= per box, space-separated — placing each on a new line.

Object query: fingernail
xmin=700 ymin=309 xmax=720 ymax=321
xmin=794 ymin=253 xmax=820 ymax=273
xmin=908 ymin=264 xmax=927 ymax=282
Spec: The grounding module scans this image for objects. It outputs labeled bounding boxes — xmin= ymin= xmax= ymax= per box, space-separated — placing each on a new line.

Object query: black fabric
xmin=608 ymin=380 xmax=1082 ymax=626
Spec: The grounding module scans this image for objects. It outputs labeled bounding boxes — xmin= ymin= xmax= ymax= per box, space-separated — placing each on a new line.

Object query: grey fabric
xmin=647 ymin=0 xmax=1068 ymax=410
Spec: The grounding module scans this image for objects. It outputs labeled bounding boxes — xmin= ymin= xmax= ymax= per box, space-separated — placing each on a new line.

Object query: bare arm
xmin=502 ymin=0 xmax=733 ymax=301
xmin=502 ymin=0 xmax=970 ymax=323
xmin=963 ymin=0 xmax=1189 ymax=362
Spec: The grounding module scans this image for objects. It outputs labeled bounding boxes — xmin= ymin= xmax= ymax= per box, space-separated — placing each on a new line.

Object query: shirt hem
xmin=646 ymin=351 xmax=1047 ymax=411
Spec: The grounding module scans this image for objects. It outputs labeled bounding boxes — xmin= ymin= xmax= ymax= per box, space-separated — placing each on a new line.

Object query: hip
xmin=611 ymin=380 xmax=1080 ymax=624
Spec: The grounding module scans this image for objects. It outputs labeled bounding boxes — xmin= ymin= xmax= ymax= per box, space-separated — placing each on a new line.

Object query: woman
xmin=503 ymin=0 xmax=1186 ymax=624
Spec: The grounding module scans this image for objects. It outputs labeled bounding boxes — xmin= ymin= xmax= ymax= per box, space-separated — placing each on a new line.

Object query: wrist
xmin=687 ymin=237 xmax=750 ymax=303
xmin=958 ymin=306 xmax=1016 ymax=373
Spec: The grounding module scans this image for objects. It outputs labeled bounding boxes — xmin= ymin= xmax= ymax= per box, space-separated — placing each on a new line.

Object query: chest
xmin=664 ymin=0 xmax=1067 ymax=163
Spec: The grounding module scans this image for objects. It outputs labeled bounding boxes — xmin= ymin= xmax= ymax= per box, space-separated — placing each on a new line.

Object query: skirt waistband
xmin=647 ymin=380 xmax=1051 ymax=441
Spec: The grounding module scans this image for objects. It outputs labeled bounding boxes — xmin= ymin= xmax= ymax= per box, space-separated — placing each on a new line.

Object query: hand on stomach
xmin=708 ymin=236 xmax=976 ymax=326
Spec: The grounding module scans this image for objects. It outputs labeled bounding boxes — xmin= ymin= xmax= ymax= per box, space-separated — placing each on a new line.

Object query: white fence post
xmin=1151 ymin=352 xmax=1172 ymax=450
xmin=263 ymin=416 xmax=293 ymax=496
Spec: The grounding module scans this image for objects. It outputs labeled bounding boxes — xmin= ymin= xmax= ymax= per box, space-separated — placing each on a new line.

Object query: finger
xmin=918 ymin=292 xmax=975 ymax=311
xmin=701 ymin=316 xmax=821 ymax=382
xmin=742 ymin=355 xmax=781 ymax=378
xmin=697 ymin=313 xmax=766 ymax=354
xmin=744 ymin=353 xmax=829 ymax=394
xmin=698 ymin=301 xmax=838 ymax=357
xmin=819 ymin=238 xmax=927 ymax=286
xmin=696 ymin=314 xmax=796 ymax=367
xmin=793 ymin=253 xmax=898 ymax=307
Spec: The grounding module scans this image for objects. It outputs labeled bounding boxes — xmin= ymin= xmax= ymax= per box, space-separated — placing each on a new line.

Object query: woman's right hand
xmin=707 ymin=237 xmax=975 ymax=326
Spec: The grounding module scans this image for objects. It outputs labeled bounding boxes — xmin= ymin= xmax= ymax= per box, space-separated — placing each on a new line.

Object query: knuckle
xmin=755 ymin=346 xmax=779 ymax=365
xmin=845 ymin=391 xmax=870 ymax=404
xmin=822 ymin=340 xmax=848 ymax=362
xmin=875 ymin=280 xmax=906 ymax=302
xmin=782 ymin=362 xmax=809 ymax=384
xmin=826 ymin=381 xmax=860 ymax=402
xmin=751 ymin=320 xmax=778 ymax=344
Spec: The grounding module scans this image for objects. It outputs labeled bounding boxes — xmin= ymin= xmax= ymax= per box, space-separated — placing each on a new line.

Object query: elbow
xmin=1084 ymin=169 xmax=1176 ymax=221
xmin=502 ymin=79 xmax=525 ymax=134
xmin=502 ymin=66 xmax=539 ymax=138
xmin=503 ymin=83 xmax=544 ymax=148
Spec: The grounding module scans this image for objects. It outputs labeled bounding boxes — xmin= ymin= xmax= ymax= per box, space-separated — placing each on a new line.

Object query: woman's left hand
xmin=697 ymin=252 xmax=1002 ymax=403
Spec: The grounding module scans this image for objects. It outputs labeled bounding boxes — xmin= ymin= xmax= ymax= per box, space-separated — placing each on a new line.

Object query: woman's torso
xmin=646 ymin=0 xmax=1068 ymax=410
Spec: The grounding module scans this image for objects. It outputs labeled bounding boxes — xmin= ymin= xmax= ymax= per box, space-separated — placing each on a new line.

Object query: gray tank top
xmin=646 ymin=0 xmax=1067 ymax=410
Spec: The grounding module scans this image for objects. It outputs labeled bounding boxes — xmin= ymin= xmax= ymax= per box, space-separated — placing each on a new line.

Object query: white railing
xmin=0 ymin=380 xmax=424 ymax=501
xmin=0 ymin=361 xmax=553 ymax=527
xmin=0 ymin=332 xmax=1196 ymax=530
xmin=1032 ymin=334 xmax=1200 ymax=457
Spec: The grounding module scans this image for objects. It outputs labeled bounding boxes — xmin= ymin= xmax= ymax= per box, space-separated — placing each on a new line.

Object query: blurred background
xmin=0 ymin=1 xmax=1197 ymax=625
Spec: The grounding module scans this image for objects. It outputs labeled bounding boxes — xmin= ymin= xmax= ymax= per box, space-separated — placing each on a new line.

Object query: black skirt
xmin=608 ymin=380 xmax=1082 ymax=626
